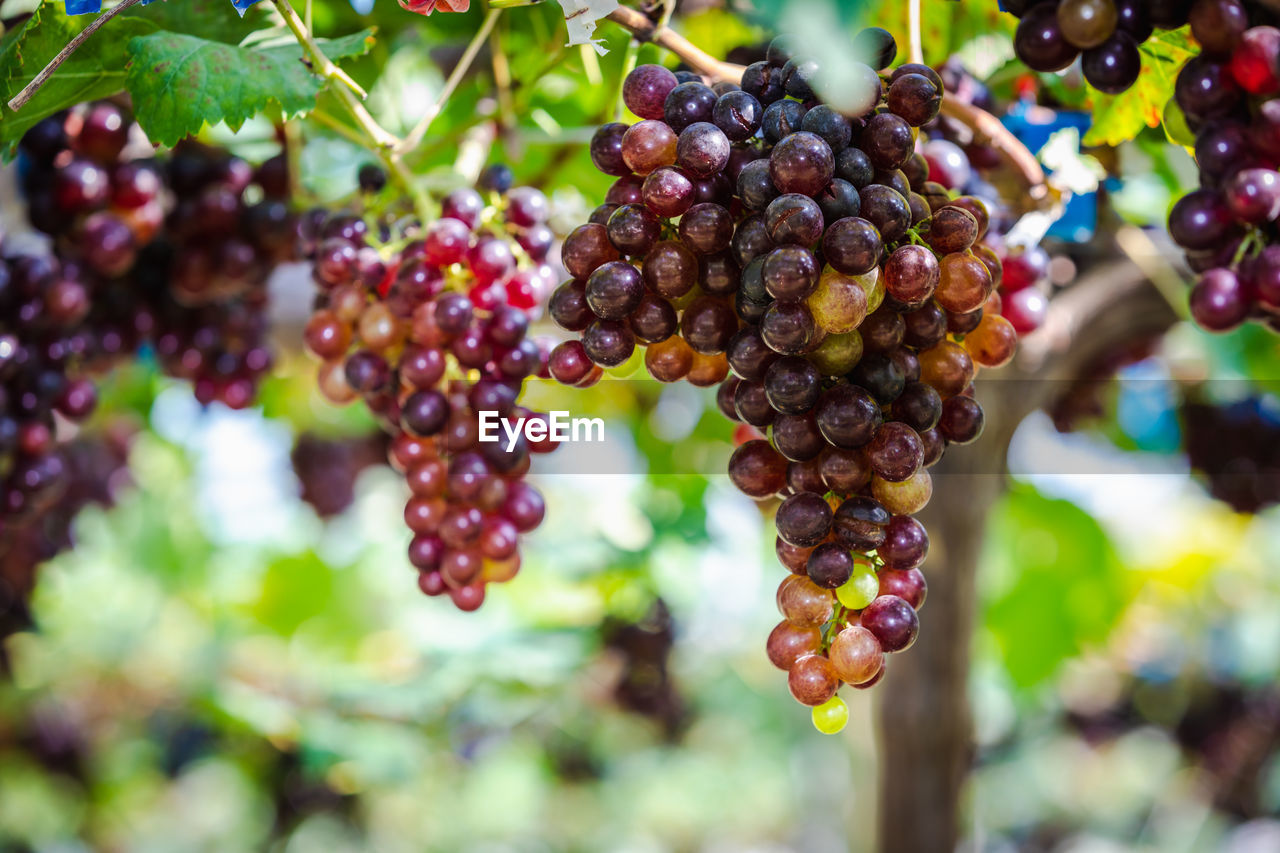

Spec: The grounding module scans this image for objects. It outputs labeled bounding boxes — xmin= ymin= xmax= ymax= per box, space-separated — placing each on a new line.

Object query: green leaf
xmin=0 ymin=1 xmax=158 ymax=156
xmin=123 ymin=0 xmax=266 ymax=44
xmin=124 ymin=28 xmax=375 ymax=147
xmin=981 ymin=483 xmax=1132 ymax=689
xmin=1083 ymin=27 xmax=1196 ymax=147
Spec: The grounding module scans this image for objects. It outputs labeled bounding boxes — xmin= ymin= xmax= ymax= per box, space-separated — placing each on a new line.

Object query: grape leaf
xmin=123 ymin=0 xmax=265 ymax=44
xmin=124 ymin=28 xmax=376 ymax=147
xmin=0 ymin=0 xmax=159 ymax=156
xmin=1083 ymin=27 xmax=1196 ymax=147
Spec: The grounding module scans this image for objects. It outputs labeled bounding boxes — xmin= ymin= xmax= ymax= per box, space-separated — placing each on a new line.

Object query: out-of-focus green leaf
xmin=981 ymin=482 xmax=1131 ymax=689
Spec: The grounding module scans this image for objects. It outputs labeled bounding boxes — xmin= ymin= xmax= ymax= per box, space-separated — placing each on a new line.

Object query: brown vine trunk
xmin=873 ymin=255 xmax=1178 ymax=853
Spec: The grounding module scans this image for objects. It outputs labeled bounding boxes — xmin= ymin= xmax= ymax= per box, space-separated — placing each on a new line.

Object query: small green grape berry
xmin=811 ymin=694 xmax=849 ymax=734
xmin=836 ymin=560 xmax=879 ymax=610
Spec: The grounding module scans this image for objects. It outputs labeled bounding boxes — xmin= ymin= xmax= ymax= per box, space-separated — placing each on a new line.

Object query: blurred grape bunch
xmin=1183 ymin=395 xmax=1280 ymax=513
xmin=290 ymin=432 xmax=389 ymax=519
xmin=600 ymin=598 xmax=689 ymax=740
xmin=0 ymin=422 xmax=135 ymax=674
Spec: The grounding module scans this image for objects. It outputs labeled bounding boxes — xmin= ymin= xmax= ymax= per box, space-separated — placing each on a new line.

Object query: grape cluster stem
xmin=269 ymin=0 xmax=431 ymax=221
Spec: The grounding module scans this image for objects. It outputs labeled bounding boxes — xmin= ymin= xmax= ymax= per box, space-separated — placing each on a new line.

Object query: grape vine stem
xmin=398 ymin=8 xmax=503 ymax=155
xmin=269 ymin=0 xmax=430 ymax=221
xmin=908 ymin=0 xmax=924 ymax=65
xmin=604 ymin=5 xmax=743 ymax=84
xmin=7 ymin=0 xmax=147 ymax=113
xmin=938 ymin=97 xmax=1050 ymax=207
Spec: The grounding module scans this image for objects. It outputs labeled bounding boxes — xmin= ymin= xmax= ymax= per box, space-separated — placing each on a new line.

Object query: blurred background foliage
xmin=2 ymin=0 xmax=1280 ymax=851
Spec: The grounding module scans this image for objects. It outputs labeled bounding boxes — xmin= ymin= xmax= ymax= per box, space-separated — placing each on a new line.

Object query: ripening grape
xmin=547 ymin=43 xmax=1021 ymax=724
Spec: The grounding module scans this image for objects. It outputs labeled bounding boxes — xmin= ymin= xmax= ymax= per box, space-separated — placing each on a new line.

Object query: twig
xmin=605 ymin=5 xmax=743 ymax=84
xmin=908 ymin=0 xmax=924 ymax=65
xmin=938 ymin=97 xmax=1050 ymax=208
xmin=270 ymin=0 xmax=430 ymax=219
xmin=7 ymin=0 xmax=146 ymax=112
xmin=309 ymin=106 xmax=372 ymax=147
xmin=1114 ymin=224 xmax=1192 ymax=321
xmin=490 ymin=16 xmax=515 ymax=132
xmin=399 ymin=8 xmax=502 ymax=154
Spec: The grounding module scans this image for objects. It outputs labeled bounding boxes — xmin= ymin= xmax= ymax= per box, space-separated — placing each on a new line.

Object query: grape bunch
xmin=302 ymin=175 xmax=557 ymax=611
xmin=550 ymin=36 xmax=1019 ymax=731
xmin=1183 ymin=396 xmax=1280 ymax=513
xmin=18 ymin=104 xmax=294 ymax=407
xmin=1164 ymin=0 xmax=1280 ymax=334
xmin=1004 ymin=0 xmax=1180 ymax=94
xmin=0 ymin=235 xmax=103 ymax=530
xmin=600 ymin=599 xmax=688 ymax=739
xmin=291 ymin=432 xmax=389 ymax=519
xmin=1 ymin=422 xmax=134 ymax=671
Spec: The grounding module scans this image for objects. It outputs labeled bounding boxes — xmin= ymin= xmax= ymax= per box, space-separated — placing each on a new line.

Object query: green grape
xmin=836 ymin=558 xmax=880 ymax=610
xmin=809 ymin=330 xmax=863 ymax=376
xmin=811 ymin=694 xmax=850 ymax=734
xmin=871 ymin=466 xmax=933 ymax=515
xmin=807 ymin=267 xmax=869 ymax=334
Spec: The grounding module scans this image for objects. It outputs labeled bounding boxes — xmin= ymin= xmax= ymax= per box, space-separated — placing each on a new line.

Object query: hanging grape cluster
xmin=1163 ymin=0 xmax=1280 ymax=333
xmin=17 ymin=102 xmax=293 ymax=408
xmin=549 ymin=32 xmax=1020 ymax=732
xmin=302 ymin=172 xmax=558 ymax=611
xmin=1005 ymin=0 xmax=1177 ymax=94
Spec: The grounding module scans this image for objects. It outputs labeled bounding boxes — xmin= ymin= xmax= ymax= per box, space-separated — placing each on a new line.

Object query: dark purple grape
xmin=1168 ymin=189 xmax=1235 ymax=251
xmin=807 ymin=543 xmax=856 ymax=588
xmin=760 ymin=299 xmax=816 ymax=354
xmin=853 ymin=26 xmax=898 ymax=69
xmin=762 ymin=99 xmax=807 ymax=144
xmin=582 ymin=319 xmax=635 ymax=367
xmin=735 ymin=380 xmax=777 ymax=427
xmin=815 ymin=384 xmax=881 ymax=448
xmin=822 ymin=217 xmax=881 ymax=275
xmin=938 ymin=395 xmax=985 ymax=444
xmin=833 ymin=496 xmax=890 ymax=550
xmin=887 ymin=73 xmax=942 ymax=126
xmin=861 ymin=595 xmax=918 ymax=652
xmin=815 ymin=179 xmax=861 ymax=223
xmin=665 ymin=81 xmax=719 ymax=132
xmin=585 ymin=261 xmax=645 ymax=320
xmin=737 ymin=159 xmax=780 ymax=211
xmin=623 ymin=64 xmax=679 ymax=120
xmin=863 ymin=113 xmax=914 ymax=170
xmin=850 ymin=352 xmax=906 ymax=405
xmin=799 ymin=105 xmax=852 ymax=152
xmin=765 ymin=193 xmax=825 ymax=246
xmin=676 ymin=122 xmax=732 ymax=179
xmin=641 ymin=166 xmax=695 ymax=218
xmin=859 ymin=185 xmax=911 ymax=242
xmin=782 ymin=57 xmax=819 ymax=100
xmin=1083 ymin=32 xmax=1141 ymax=94
xmin=1189 ymin=267 xmax=1249 ymax=332
xmin=727 ymin=325 xmax=779 ymax=382
xmin=678 ymin=203 xmax=734 ymax=254
xmin=773 ymin=412 xmax=825 ymax=461
xmin=878 ymin=515 xmax=928 ymax=570
xmin=764 ymin=355 xmax=821 ymax=414
xmin=740 ymin=61 xmax=786 ymax=104
xmin=1014 ymin=2 xmax=1081 ymax=72
xmin=731 ymin=214 xmax=776 ymax=267
xmin=775 ymin=492 xmax=833 ymax=547
xmin=1175 ymin=56 xmax=1242 ymax=123
xmin=606 ymin=204 xmax=662 ymax=257
xmin=835 ymin=147 xmax=874 ymax=188
xmin=762 ymin=245 xmax=820 ymax=300
xmin=712 ymin=90 xmax=763 ymax=142
xmin=679 ymin=295 xmax=739 ymax=354
xmin=769 ymin=131 xmax=835 ymax=196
